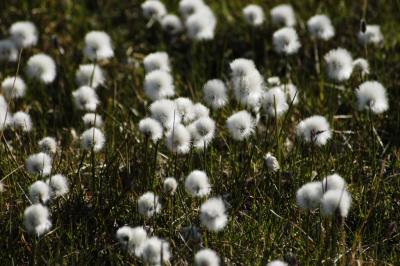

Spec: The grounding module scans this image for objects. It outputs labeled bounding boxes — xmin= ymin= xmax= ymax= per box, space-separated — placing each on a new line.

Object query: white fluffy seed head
xmin=9 ymin=21 xmax=38 ymax=48
xmin=165 ymin=123 xmax=191 ymax=154
xmin=267 ymin=260 xmax=288 ymax=266
xmin=141 ymin=0 xmax=167 ymax=21
xmin=82 ymin=113 xmax=104 ymax=128
xmin=352 ymin=58 xmax=370 ymax=77
xmin=1 ymin=76 xmax=26 ymax=99
xmin=296 ymin=115 xmax=332 ymax=146
xmin=144 ymin=52 xmax=171 ymax=73
xmin=188 ymin=116 xmax=216 ymax=150
xmin=243 ymin=4 xmax=265 ymax=27
xmin=23 ymin=204 xmax=52 ymax=236
xmin=29 ymin=180 xmax=51 ymax=204
xmin=83 ymin=31 xmax=114 ymax=61
xmin=203 ymin=79 xmax=228 ymax=109
xmin=358 ymin=25 xmax=384 ymax=46
xmin=163 ymin=177 xmax=178 ymax=195
xmin=230 ymin=58 xmax=256 ymax=78
xmin=116 ymin=226 xmax=147 ymax=256
xmin=186 ymin=7 xmax=217 ymax=41
xmin=0 ymin=39 xmax=18 ymax=62
xmin=25 ymin=152 xmax=52 ymax=176
xmin=324 ymin=48 xmax=353 ymax=82
xmin=149 ymin=99 xmax=182 ymax=130
xmin=0 ymin=97 xmax=12 ymax=130
xmin=80 ymin=127 xmax=105 ymax=152
xmin=200 ymin=197 xmax=228 ymax=232
xmin=138 ymin=192 xmax=161 ymax=218
xmin=264 ymin=153 xmax=280 ymax=172
xmin=174 ymin=97 xmax=195 ymax=124
xmin=283 ymin=83 xmax=299 ymax=105
xmin=26 ymin=53 xmax=57 ymax=84
xmin=321 ymin=189 xmax=352 ymax=218
xmin=185 ymin=170 xmax=211 ymax=197
xmin=195 ymin=248 xmax=220 ymax=266
xmin=261 ymin=87 xmax=289 ymax=117
xmin=161 ymin=14 xmax=183 ymax=34
xmin=179 ymin=0 xmax=206 ymax=18
xmin=141 ymin=237 xmax=171 ymax=265
xmin=38 ymin=136 xmax=58 ymax=154
xmin=307 ymin=14 xmax=335 ymax=40
xmin=139 ymin=117 xmax=163 ymax=143
xmin=75 ymin=64 xmax=105 ymax=88
xmin=322 ymin=174 xmax=346 ymax=192
xmin=356 ymin=81 xmax=388 ymax=114
xmin=296 ymin=181 xmax=323 ymax=209
xmin=192 ymin=103 xmax=210 ymax=120
xmin=12 ymin=111 xmax=32 ymax=132
xmin=273 ymin=27 xmax=301 ymax=55
xmin=270 ymin=4 xmax=296 ymax=27
xmin=72 ymin=86 xmax=99 ymax=111
xmin=144 ymin=70 xmax=175 ymax=101
xmin=226 ymin=110 xmax=254 ymax=141
xmin=46 ymin=174 xmax=69 ymax=198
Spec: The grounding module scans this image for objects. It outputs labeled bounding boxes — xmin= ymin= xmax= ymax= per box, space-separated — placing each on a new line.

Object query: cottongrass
xmin=144 ymin=70 xmax=175 ymax=101
xmin=0 ymin=39 xmax=18 ymax=62
xmin=358 ymin=25 xmax=384 ymax=46
xmin=1 ymin=76 xmax=26 ymax=99
xmin=23 ymin=204 xmax=52 ymax=236
xmin=46 ymin=174 xmax=69 ymax=198
xmin=242 ymin=4 xmax=265 ymax=27
xmin=200 ymin=197 xmax=228 ymax=232
xmin=29 ymin=181 xmax=51 ymax=204
xmin=194 ymin=248 xmax=220 ymax=266
xmin=174 ymin=97 xmax=195 ymax=123
xmin=149 ymin=99 xmax=182 ymax=130
xmin=226 ymin=110 xmax=254 ymax=141
xmin=188 ymin=116 xmax=216 ymax=149
xmin=324 ymin=48 xmax=353 ymax=82
xmin=26 ymin=53 xmax=57 ymax=84
xmin=264 ymin=153 xmax=280 ymax=172
xmin=116 ymin=226 xmax=147 ymax=256
xmin=296 ymin=181 xmax=324 ymax=209
xmin=9 ymin=21 xmax=38 ymax=48
xmin=352 ymin=58 xmax=370 ymax=77
xmin=179 ymin=0 xmax=206 ymax=18
xmin=322 ymin=174 xmax=346 ymax=191
xmin=141 ymin=0 xmax=167 ymax=21
xmin=321 ymin=189 xmax=352 ymax=217
xmin=272 ymin=27 xmax=301 ymax=55
xmin=83 ymin=31 xmax=114 ymax=61
xmin=80 ymin=127 xmax=106 ymax=152
xmin=267 ymin=260 xmax=288 ymax=266
xmin=25 ymin=152 xmax=52 ymax=176
xmin=203 ymin=79 xmax=228 ymax=110
xmin=38 ymin=137 xmax=58 ymax=154
xmin=270 ymin=4 xmax=296 ymax=27
xmin=161 ymin=14 xmax=183 ymax=34
xmin=141 ymin=236 xmax=171 ymax=266
xmin=72 ymin=86 xmax=100 ymax=111
xmin=12 ymin=111 xmax=32 ymax=132
xmin=185 ymin=170 xmax=211 ymax=197
xmin=261 ymin=87 xmax=289 ymax=117
xmin=143 ymin=52 xmax=171 ymax=73
xmin=165 ymin=123 xmax=191 ymax=154
xmin=82 ymin=113 xmax=104 ymax=128
xmin=185 ymin=6 xmax=217 ymax=41
xmin=163 ymin=177 xmax=178 ymax=195
xmin=75 ymin=64 xmax=105 ymax=88
xmin=296 ymin=115 xmax=332 ymax=146
xmin=307 ymin=14 xmax=335 ymax=40
xmin=138 ymin=117 xmax=164 ymax=143
xmin=138 ymin=192 xmax=161 ymax=218
xmin=355 ymin=81 xmax=388 ymax=114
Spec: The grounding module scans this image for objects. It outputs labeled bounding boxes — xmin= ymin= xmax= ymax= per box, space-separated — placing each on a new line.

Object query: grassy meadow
xmin=0 ymin=0 xmax=400 ymax=265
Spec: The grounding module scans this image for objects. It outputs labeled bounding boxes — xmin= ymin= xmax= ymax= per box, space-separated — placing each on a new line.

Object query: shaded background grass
xmin=0 ymin=0 xmax=400 ymax=264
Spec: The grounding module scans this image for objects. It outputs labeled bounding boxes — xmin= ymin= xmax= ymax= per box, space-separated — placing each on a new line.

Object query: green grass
xmin=1 ymin=0 xmax=400 ymax=265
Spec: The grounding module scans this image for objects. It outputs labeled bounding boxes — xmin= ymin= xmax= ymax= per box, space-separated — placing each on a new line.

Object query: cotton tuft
xmin=270 ymin=4 xmax=296 ymax=27
xmin=82 ymin=113 xmax=104 ymax=128
xmin=139 ymin=117 xmax=163 ymax=143
xmin=38 ymin=136 xmax=58 ymax=154
xmin=161 ymin=14 xmax=183 ymax=34
xmin=72 ymin=86 xmax=100 ymax=111
xmin=307 ymin=15 xmax=335 ymax=40
xmin=144 ymin=70 xmax=175 ymax=101
xmin=358 ymin=25 xmax=383 ymax=46
xmin=185 ymin=170 xmax=211 ymax=197
xmin=144 ymin=52 xmax=171 ymax=73
xmin=273 ymin=27 xmax=301 ymax=55
xmin=141 ymin=0 xmax=167 ymax=21
xmin=138 ymin=192 xmax=161 ymax=218
xmin=324 ymin=48 xmax=353 ymax=82
xmin=149 ymin=99 xmax=182 ymax=130
xmin=25 ymin=152 xmax=52 ymax=176
xmin=267 ymin=260 xmax=288 ymax=266
xmin=195 ymin=248 xmax=220 ymax=266
xmin=356 ymin=81 xmax=388 ymax=114
xmin=83 ymin=31 xmax=114 ymax=61
xmin=46 ymin=174 xmax=69 ymax=198
xmin=1 ymin=76 xmax=26 ymax=99
xmin=163 ymin=177 xmax=178 ymax=195
xmin=200 ymin=197 xmax=228 ymax=232
xmin=29 ymin=181 xmax=51 ymax=204
xmin=0 ymin=39 xmax=18 ymax=62
xmin=179 ymin=0 xmax=206 ymax=18
xmin=264 ymin=153 xmax=280 ymax=172
xmin=80 ymin=127 xmax=106 ymax=152
xmin=165 ymin=123 xmax=191 ymax=154
xmin=243 ymin=4 xmax=265 ymax=27
xmin=23 ymin=204 xmax=52 ymax=236
xmin=352 ymin=58 xmax=370 ymax=77
xmin=203 ymin=79 xmax=228 ymax=109
xmin=75 ymin=64 xmax=105 ymax=88
xmin=26 ymin=53 xmax=57 ymax=84
xmin=321 ymin=189 xmax=352 ymax=218
xmin=262 ymin=87 xmax=289 ymax=117
xmin=296 ymin=115 xmax=332 ymax=146
xmin=296 ymin=181 xmax=323 ymax=209
xmin=12 ymin=111 xmax=32 ymax=132
xmin=116 ymin=226 xmax=147 ymax=256
xmin=186 ymin=7 xmax=217 ymax=41
xmin=9 ymin=21 xmax=38 ymax=48
xmin=226 ymin=110 xmax=254 ymax=141
xmin=188 ymin=116 xmax=216 ymax=149
xmin=322 ymin=174 xmax=346 ymax=192
xmin=141 ymin=237 xmax=171 ymax=266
